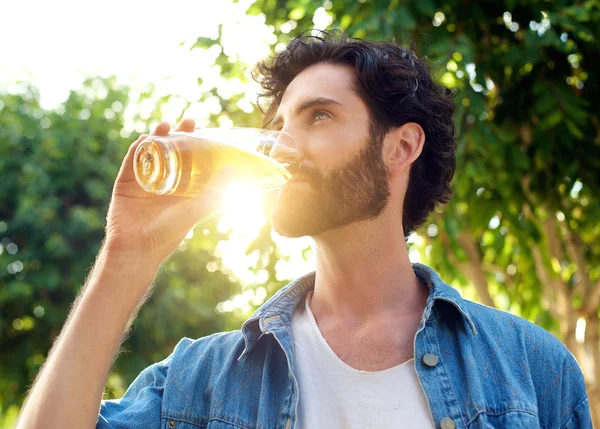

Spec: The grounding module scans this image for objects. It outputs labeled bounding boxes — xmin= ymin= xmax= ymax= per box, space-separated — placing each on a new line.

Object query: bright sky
xmin=0 ymin=0 xmax=319 ymax=312
xmin=0 ymin=0 xmax=283 ymax=141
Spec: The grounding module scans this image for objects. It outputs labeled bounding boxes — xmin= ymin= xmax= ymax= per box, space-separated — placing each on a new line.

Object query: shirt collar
xmin=238 ymin=262 xmax=477 ymax=361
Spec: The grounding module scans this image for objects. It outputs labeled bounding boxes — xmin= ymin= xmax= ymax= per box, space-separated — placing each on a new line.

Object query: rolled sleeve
xmin=96 ymin=338 xmax=195 ymax=428
xmin=96 ymin=357 xmax=169 ymax=429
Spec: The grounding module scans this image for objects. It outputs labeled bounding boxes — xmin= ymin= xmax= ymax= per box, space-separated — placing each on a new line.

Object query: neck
xmin=310 ymin=206 xmax=428 ymax=330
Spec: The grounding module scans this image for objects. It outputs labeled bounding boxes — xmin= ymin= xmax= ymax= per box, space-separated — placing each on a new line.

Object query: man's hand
xmin=16 ymin=119 xmax=234 ymax=429
xmin=104 ymin=118 xmax=234 ymax=268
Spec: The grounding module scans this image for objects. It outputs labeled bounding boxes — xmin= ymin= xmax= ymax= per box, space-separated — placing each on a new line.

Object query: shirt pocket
xmin=467 ymin=410 xmax=540 ymax=429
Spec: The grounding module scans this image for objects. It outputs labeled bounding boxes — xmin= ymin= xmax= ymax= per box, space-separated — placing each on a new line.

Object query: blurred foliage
xmin=0 ymin=78 xmax=288 ymax=425
xmin=0 ymin=79 xmax=131 ymax=416
xmin=2 ymin=0 xmax=600 ymax=425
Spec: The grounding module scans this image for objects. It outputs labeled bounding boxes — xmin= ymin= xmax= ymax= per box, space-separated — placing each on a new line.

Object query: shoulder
xmin=460 ymin=299 xmax=589 ymax=423
xmin=169 ymin=330 xmax=246 ymax=365
xmin=98 ymin=332 xmax=244 ymax=427
xmin=162 ymin=331 xmax=249 ymax=399
xmin=462 ymin=299 xmax=574 ymax=366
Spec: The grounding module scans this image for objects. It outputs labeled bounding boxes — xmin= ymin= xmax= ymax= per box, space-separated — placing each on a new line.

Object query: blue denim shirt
xmin=98 ymin=263 xmax=591 ymax=428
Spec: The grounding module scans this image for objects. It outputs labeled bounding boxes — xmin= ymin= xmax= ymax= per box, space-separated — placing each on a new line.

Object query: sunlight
xmin=1 ymin=0 xmax=317 ymax=292
xmin=576 ymin=317 xmax=587 ymax=344
xmin=0 ymin=0 xmax=277 ymax=114
xmin=213 ymin=183 xmax=268 ymax=286
xmin=272 ymin=233 xmax=316 ymax=280
xmin=220 ymin=183 xmax=268 ymax=234
xmin=211 ymin=182 xmax=316 ymax=291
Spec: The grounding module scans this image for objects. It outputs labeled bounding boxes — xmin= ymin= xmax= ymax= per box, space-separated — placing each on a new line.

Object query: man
xmin=18 ymin=30 xmax=591 ymax=428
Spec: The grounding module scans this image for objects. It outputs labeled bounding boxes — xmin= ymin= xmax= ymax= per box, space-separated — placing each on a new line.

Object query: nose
xmin=268 ymin=131 xmax=300 ymax=167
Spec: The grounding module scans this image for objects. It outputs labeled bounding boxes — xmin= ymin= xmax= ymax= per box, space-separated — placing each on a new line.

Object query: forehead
xmin=278 ymin=63 xmax=362 ymax=112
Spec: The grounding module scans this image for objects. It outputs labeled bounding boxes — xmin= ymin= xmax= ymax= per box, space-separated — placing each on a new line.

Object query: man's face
xmin=270 ymin=63 xmax=391 ymax=238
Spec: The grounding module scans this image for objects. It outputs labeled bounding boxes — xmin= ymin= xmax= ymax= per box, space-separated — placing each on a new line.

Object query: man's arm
xmin=17 ymin=119 xmax=235 ymax=428
xmin=16 ymin=249 xmax=160 ymax=428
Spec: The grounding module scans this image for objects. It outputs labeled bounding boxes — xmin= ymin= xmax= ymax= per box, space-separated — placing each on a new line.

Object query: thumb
xmin=116 ymin=134 xmax=148 ymax=183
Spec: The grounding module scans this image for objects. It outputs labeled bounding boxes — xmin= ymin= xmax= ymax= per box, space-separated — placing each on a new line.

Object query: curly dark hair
xmin=253 ymin=30 xmax=457 ymax=238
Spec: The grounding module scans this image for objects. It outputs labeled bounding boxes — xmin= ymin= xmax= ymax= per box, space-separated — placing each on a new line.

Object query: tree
xmin=0 ymin=80 xmax=132 ymax=419
xmin=0 ymin=78 xmax=280 ymax=425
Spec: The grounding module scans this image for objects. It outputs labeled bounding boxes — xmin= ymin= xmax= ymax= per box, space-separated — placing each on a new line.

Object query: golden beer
xmin=134 ymin=128 xmax=292 ymax=197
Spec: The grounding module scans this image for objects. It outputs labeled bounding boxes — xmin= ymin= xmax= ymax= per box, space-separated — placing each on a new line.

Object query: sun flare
xmin=219 ymin=182 xmax=269 ymax=234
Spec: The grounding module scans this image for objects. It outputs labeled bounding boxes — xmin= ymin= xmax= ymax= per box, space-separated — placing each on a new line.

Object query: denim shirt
xmin=98 ymin=263 xmax=591 ymax=429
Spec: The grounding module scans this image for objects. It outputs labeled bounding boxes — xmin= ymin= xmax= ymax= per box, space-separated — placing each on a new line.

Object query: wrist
xmin=100 ymin=242 xmax=163 ymax=275
xmin=90 ymin=246 xmax=161 ymax=298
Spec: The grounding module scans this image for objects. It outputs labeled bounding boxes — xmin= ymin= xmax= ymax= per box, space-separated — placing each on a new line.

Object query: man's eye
xmin=313 ymin=110 xmax=330 ymax=122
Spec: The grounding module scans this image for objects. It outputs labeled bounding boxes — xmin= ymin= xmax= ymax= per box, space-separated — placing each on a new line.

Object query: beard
xmin=271 ymin=131 xmax=391 ymax=238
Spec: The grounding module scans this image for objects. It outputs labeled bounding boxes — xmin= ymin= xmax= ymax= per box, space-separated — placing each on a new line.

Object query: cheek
xmin=306 ymin=126 xmax=367 ymax=166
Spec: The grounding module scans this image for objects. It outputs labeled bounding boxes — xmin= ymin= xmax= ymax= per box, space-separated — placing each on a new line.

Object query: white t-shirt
xmin=291 ymin=291 xmax=435 ymax=429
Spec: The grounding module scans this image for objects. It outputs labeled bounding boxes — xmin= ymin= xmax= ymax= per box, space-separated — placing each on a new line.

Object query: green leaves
xmin=288 ymin=7 xmax=306 ymax=21
xmin=191 ymin=36 xmax=218 ymax=50
xmin=0 ymin=78 xmax=247 ymax=415
xmin=415 ymin=0 xmax=436 ymax=18
xmin=394 ymin=8 xmax=417 ymax=31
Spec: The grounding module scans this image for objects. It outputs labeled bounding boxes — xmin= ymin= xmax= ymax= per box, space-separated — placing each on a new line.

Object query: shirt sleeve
xmin=96 ymin=357 xmax=169 ymax=429
xmin=96 ymin=337 xmax=195 ymax=428
xmin=557 ymin=346 xmax=593 ymax=429
xmin=560 ymin=397 xmax=592 ymax=429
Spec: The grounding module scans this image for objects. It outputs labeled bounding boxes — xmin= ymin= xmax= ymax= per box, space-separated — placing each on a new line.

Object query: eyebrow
xmin=269 ymin=97 xmax=344 ymax=129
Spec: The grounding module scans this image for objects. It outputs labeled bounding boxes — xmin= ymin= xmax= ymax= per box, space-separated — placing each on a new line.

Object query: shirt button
xmin=168 ymin=420 xmax=176 ymax=428
xmin=423 ymin=353 xmax=439 ymax=367
xmin=440 ymin=417 xmax=456 ymax=429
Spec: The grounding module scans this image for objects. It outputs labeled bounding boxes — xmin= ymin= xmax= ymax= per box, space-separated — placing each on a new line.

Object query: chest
xmin=293 ymin=350 xmax=434 ymax=428
xmin=321 ymin=328 xmax=415 ymax=371
xmin=158 ymin=319 xmax=547 ymax=429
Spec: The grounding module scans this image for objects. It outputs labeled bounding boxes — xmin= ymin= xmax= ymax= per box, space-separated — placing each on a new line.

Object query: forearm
xmin=17 ymin=249 xmax=160 ymax=429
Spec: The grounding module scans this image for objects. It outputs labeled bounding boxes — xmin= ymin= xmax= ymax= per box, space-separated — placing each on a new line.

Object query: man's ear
xmin=382 ymin=122 xmax=425 ymax=175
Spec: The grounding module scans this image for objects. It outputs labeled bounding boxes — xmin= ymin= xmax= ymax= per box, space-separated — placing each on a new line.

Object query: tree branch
xmin=541 ymin=214 xmax=566 ymax=266
xmin=456 ymin=231 xmax=496 ymax=308
xmin=539 ymin=214 xmax=571 ymax=300
xmin=486 ymin=263 xmax=515 ymax=290
xmin=586 ymin=313 xmax=600 ymax=386
xmin=560 ymin=224 xmax=595 ymax=316
xmin=520 ymin=177 xmax=568 ymax=323
xmin=582 ymin=277 xmax=600 ymax=319
xmin=529 ymin=239 xmax=562 ymax=322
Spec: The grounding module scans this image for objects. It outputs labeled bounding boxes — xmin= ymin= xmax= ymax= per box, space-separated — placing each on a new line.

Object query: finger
xmin=153 ymin=168 xmax=237 ymax=248
xmin=116 ymin=134 xmax=148 ymax=183
xmin=152 ymin=121 xmax=171 ymax=136
xmin=174 ymin=118 xmax=195 ymax=132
